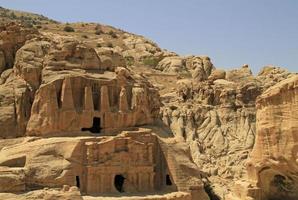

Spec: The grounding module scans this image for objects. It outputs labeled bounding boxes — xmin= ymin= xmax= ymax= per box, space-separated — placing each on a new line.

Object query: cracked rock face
xmin=0 ymin=22 xmax=38 ymax=73
xmin=0 ymin=23 xmax=160 ymax=138
xmin=159 ymin=65 xmax=295 ymax=197
xmin=0 ymin=16 xmax=297 ymax=200
xmin=245 ymin=75 xmax=298 ymax=200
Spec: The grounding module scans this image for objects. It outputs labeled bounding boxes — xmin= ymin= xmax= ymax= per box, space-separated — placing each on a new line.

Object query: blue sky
xmin=1 ymin=0 xmax=298 ymax=73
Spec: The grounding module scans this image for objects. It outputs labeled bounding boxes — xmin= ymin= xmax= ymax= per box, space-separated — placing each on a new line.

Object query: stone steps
xmin=159 ymin=140 xmax=201 ymax=192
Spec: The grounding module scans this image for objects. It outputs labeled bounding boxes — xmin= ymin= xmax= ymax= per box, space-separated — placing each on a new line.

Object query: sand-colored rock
xmin=0 ymin=8 xmax=297 ymax=200
xmin=158 ymin=64 xmax=295 ymax=198
xmin=155 ymin=56 xmax=215 ymax=81
xmin=226 ymin=65 xmax=254 ymax=82
xmin=0 ymin=22 xmax=38 ymax=73
xmin=96 ymin=47 xmax=126 ymax=70
xmin=245 ymin=75 xmax=298 ymax=200
xmin=0 ymin=129 xmax=209 ymax=200
xmin=208 ymin=69 xmax=226 ymax=81
xmin=26 ymin=72 xmax=159 ymax=136
xmin=156 ymin=57 xmax=186 ymax=73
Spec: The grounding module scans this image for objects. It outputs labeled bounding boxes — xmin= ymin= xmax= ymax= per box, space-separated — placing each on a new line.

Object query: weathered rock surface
xmin=0 ymin=129 xmax=209 ymax=200
xmin=0 ymin=27 xmax=160 ymax=137
xmin=0 ymin=21 xmax=210 ymax=200
xmin=244 ymin=75 xmax=298 ymax=200
xmin=0 ymin=9 xmax=297 ymax=200
xmin=158 ymin=65 xmax=295 ymax=198
xmin=0 ymin=187 xmax=83 ymax=200
xmin=156 ymin=56 xmax=215 ymax=81
xmin=0 ymin=22 xmax=38 ymax=73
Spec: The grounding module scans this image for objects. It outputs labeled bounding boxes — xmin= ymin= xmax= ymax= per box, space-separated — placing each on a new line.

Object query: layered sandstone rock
xmin=243 ymin=75 xmax=298 ymax=200
xmin=0 ymin=129 xmax=209 ymax=200
xmin=0 ymin=9 xmax=297 ymax=200
xmin=26 ymin=74 xmax=160 ymax=136
xmin=96 ymin=47 xmax=126 ymax=70
xmin=0 ymin=19 xmax=210 ymax=200
xmin=158 ymin=65 xmax=295 ymax=198
xmin=155 ymin=56 xmax=215 ymax=80
xmin=0 ymin=22 xmax=38 ymax=73
xmin=0 ymin=30 xmax=160 ymax=138
xmin=0 ymin=187 xmax=83 ymax=200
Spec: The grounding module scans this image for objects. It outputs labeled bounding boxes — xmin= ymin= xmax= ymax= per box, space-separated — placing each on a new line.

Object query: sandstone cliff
xmin=0 ymin=8 xmax=297 ymax=200
xmin=246 ymin=75 xmax=298 ymax=200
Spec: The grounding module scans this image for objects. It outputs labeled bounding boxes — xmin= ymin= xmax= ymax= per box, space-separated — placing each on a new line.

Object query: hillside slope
xmin=0 ymin=7 xmax=297 ymax=200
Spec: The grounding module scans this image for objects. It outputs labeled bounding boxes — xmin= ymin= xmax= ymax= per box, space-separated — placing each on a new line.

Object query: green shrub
xmin=23 ymin=21 xmax=33 ymax=28
xmin=108 ymin=30 xmax=118 ymax=38
xmin=9 ymin=12 xmax=17 ymax=19
xmin=125 ymin=56 xmax=134 ymax=66
xmin=63 ymin=25 xmax=75 ymax=32
xmin=142 ymin=57 xmax=159 ymax=67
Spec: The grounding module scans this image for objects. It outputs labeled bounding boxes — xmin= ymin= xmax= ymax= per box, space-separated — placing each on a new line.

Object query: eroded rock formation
xmin=243 ymin=75 xmax=298 ymax=200
xmin=0 ymin=21 xmax=209 ymax=200
xmin=0 ymin=22 xmax=38 ymax=73
xmin=0 ymin=10 xmax=297 ymax=200
xmin=158 ymin=65 xmax=295 ymax=198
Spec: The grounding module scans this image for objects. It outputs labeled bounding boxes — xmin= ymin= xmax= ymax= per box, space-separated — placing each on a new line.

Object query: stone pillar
xmin=138 ymin=173 xmax=142 ymax=191
xmin=61 ymin=78 xmax=75 ymax=110
xmin=110 ymin=173 xmax=114 ymax=193
xmin=84 ymin=86 xmax=94 ymax=111
xmin=48 ymin=84 xmax=59 ymax=111
xmin=100 ymin=174 xmax=104 ymax=193
xmin=86 ymin=144 xmax=93 ymax=164
xmin=119 ymin=87 xmax=129 ymax=112
xmin=87 ymin=168 xmax=97 ymax=194
xmin=46 ymin=84 xmax=59 ymax=130
xmin=149 ymin=172 xmax=154 ymax=191
xmin=100 ymin=86 xmax=110 ymax=112
xmin=148 ymin=145 xmax=153 ymax=164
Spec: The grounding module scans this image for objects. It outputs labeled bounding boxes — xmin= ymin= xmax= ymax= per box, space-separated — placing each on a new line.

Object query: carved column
xmin=48 ymin=84 xmax=59 ymax=111
xmin=119 ymin=87 xmax=129 ymax=112
xmin=100 ymin=85 xmax=110 ymax=112
xmin=61 ymin=77 xmax=75 ymax=110
xmin=84 ymin=86 xmax=94 ymax=111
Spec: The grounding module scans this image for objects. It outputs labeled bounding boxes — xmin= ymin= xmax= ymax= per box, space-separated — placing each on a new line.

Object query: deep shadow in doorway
xmin=114 ymin=174 xmax=125 ymax=193
xmin=81 ymin=117 xmax=101 ymax=134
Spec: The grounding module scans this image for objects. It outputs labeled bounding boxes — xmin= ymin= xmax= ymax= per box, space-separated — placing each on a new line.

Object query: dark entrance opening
xmin=81 ymin=117 xmax=101 ymax=134
xmin=114 ymin=174 xmax=125 ymax=193
xmin=76 ymin=176 xmax=80 ymax=188
xmin=166 ymin=174 xmax=172 ymax=186
xmin=203 ymin=182 xmax=221 ymax=200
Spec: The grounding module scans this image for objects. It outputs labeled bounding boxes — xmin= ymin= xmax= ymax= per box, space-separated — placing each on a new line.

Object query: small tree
xmin=108 ymin=30 xmax=118 ymax=38
xmin=9 ymin=12 xmax=17 ymax=19
xmin=63 ymin=25 xmax=75 ymax=32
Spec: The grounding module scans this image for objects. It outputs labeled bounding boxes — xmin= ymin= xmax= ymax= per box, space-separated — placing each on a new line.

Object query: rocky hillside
xmin=0 ymin=7 xmax=297 ymax=200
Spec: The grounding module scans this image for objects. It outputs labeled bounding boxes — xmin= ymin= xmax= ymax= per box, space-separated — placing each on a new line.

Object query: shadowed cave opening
xmin=114 ymin=174 xmax=125 ymax=193
xmin=81 ymin=117 xmax=102 ymax=134
xmin=76 ymin=176 xmax=80 ymax=188
xmin=166 ymin=174 xmax=172 ymax=186
xmin=267 ymin=174 xmax=296 ymax=200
